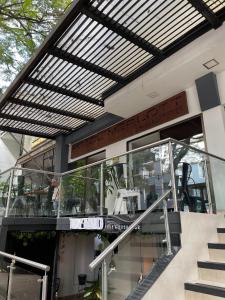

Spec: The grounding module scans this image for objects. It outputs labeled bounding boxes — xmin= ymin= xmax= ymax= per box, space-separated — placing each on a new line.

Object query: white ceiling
xmin=105 ymin=22 xmax=225 ymax=118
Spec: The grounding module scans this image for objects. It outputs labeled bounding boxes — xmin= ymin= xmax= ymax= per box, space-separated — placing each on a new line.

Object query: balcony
xmin=0 ymin=138 xmax=224 ymax=220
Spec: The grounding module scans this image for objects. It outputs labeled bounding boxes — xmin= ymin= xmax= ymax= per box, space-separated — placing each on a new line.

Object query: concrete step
xmin=208 ymin=243 xmax=225 ymax=262
xmin=198 ymin=261 xmax=225 ymax=284
xmin=217 ymin=228 xmax=225 ymax=243
xmin=185 ymin=282 xmax=225 ymax=299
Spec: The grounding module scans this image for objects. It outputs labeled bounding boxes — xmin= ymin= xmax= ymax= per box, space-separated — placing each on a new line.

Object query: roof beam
xmin=49 ymin=47 xmax=124 ymax=83
xmin=25 ymin=77 xmax=103 ymax=106
xmin=81 ymin=5 xmax=162 ymax=57
xmin=0 ymin=125 xmax=54 ymax=139
xmin=9 ymin=97 xmax=94 ymax=122
xmin=0 ymin=113 xmax=72 ymax=132
xmin=188 ymin=0 xmax=222 ymax=28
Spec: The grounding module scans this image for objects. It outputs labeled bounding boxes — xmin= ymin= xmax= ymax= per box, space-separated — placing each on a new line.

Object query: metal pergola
xmin=0 ymin=0 xmax=225 ymax=139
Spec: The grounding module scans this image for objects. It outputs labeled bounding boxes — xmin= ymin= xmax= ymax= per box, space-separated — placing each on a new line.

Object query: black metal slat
xmin=0 ymin=124 xmax=55 ymax=139
xmin=9 ymin=97 xmax=94 ymax=122
xmin=25 ymin=77 xmax=103 ymax=106
xmin=102 ymin=11 xmax=225 ymax=99
xmin=49 ymin=47 xmax=124 ymax=83
xmin=188 ymin=0 xmax=222 ymax=28
xmin=4 ymin=101 xmax=86 ymax=129
xmin=81 ymin=4 xmax=162 ymax=57
xmin=0 ymin=112 xmax=72 ymax=132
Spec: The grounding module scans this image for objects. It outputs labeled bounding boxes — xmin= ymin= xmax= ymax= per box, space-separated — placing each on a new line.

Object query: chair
xmin=180 ymin=162 xmax=207 ymax=213
xmin=110 ymin=163 xmax=140 ymax=215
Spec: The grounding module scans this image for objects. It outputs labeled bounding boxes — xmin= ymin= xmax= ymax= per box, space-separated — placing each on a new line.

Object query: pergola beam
xmin=25 ymin=77 xmax=103 ymax=106
xmin=9 ymin=97 xmax=94 ymax=122
xmin=49 ymin=47 xmax=124 ymax=83
xmin=0 ymin=113 xmax=72 ymax=132
xmin=82 ymin=5 xmax=162 ymax=57
xmin=188 ymin=0 xmax=222 ymax=28
xmin=0 ymin=125 xmax=54 ymax=139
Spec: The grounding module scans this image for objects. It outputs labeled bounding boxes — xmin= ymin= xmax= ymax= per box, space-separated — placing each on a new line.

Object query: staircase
xmin=185 ymin=227 xmax=225 ymax=299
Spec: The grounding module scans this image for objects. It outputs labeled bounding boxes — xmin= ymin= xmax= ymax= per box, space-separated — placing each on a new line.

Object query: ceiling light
xmin=148 ymin=91 xmax=159 ymax=98
xmin=203 ymin=59 xmax=219 ymax=70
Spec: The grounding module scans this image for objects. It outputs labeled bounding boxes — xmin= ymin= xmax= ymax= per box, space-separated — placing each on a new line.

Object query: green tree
xmin=0 ymin=0 xmax=72 ymax=89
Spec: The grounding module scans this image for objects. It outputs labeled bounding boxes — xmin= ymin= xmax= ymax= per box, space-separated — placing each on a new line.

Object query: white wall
xmin=0 ymin=133 xmax=21 ymax=172
xmin=57 ymin=232 xmax=95 ymax=298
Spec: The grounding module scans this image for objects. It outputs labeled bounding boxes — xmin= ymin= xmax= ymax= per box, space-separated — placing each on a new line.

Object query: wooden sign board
xmin=71 ymin=91 xmax=188 ymax=159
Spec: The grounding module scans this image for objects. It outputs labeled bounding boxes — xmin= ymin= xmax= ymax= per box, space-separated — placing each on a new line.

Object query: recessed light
xmin=203 ymin=59 xmax=219 ymax=70
xmin=148 ymin=91 xmax=159 ymax=98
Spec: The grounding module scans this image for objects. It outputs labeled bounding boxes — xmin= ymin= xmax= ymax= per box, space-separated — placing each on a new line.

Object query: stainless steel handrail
xmin=0 ymin=166 xmax=60 ymax=177
xmin=1 ymin=137 xmax=225 ymax=179
xmin=89 ymin=189 xmax=171 ymax=271
xmin=63 ymin=137 xmax=225 ymax=176
xmin=0 ymin=251 xmax=50 ymax=271
xmin=170 ymin=138 xmax=225 ymax=163
xmin=63 ymin=138 xmax=172 ymax=176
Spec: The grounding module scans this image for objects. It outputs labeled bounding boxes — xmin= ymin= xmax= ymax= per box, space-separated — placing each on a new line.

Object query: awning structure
xmin=0 ymin=0 xmax=225 ymax=139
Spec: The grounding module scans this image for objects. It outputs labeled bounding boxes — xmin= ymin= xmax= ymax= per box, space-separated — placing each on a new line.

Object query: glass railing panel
xmin=207 ymin=156 xmax=225 ymax=212
xmin=104 ymin=144 xmax=171 ymax=215
xmin=171 ymin=142 xmax=211 ymax=213
xmin=0 ymin=259 xmax=9 ymax=300
xmin=9 ymin=264 xmax=42 ymax=300
xmin=7 ymin=169 xmax=59 ymax=217
xmin=99 ymin=207 xmax=167 ymax=300
xmin=60 ymin=164 xmax=101 ymax=216
xmin=0 ymin=170 xmax=11 ymax=217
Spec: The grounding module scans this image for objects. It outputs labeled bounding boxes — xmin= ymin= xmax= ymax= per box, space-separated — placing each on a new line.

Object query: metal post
xmin=100 ymin=163 xmax=104 ymax=215
xmin=168 ymin=141 xmax=178 ymax=211
xmin=41 ymin=272 xmax=48 ymax=300
xmin=7 ymin=258 xmax=16 ymax=300
xmin=101 ymin=259 xmax=108 ymax=300
xmin=5 ymin=169 xmax=14 ymax=217
xmin=163 ymin=200 xmax=172 ymax=256
xmin=57 ymin=176 xmax=62 ymax=218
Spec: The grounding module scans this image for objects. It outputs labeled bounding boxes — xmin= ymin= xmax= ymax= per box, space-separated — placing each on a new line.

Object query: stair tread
xmin=198 ymin=261 xmax=225 ymax=270
xmin=185 ymin=282 xmax=225 ymax=297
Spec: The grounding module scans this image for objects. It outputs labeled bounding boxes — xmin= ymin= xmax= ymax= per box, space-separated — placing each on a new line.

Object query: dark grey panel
xmin=195 ymin=72 xmax=221 ymax=111
xmin=55 ymin=135 xmax=69 ymax=173
xmin=217 ymin=228 xmax=225 ymax=233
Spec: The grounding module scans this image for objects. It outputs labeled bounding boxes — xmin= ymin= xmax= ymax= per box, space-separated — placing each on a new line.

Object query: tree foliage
xmin=0 ymin=0 xmax=72 ymax=89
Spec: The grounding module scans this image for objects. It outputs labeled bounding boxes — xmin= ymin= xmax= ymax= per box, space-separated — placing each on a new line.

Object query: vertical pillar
xmin=54 ymin=135 xmax=69 ymax=173
xmin=196 ymin=72 xmax=225 ymax=212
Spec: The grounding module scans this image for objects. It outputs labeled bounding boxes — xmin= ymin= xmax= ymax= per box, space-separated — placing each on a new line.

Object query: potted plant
xmin=83 ymin=280 xmax=101 ymax=300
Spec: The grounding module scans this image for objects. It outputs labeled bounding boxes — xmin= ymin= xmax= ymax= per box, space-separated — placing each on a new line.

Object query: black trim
xmin=185 ymin=283 xmax=225 ymax=298
xmin=208 ymin=243 xmax=225 ymax=250
xmin=198 ymin=261 xmax=225 ymax=271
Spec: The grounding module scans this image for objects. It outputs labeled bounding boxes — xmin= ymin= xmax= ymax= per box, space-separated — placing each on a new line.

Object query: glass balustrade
xmin=1 ymin=138 xmax=225 ymax=218
xmin=0 ymin=259 xmax=9 ymax=300
xmin=6 ymin=168 xmax=60 ymax=217
xmin=0 ymin=251 xmax=49 ymax=300
xmin=0 ymin=170 xmax=11 ymax=217
xmin=9 ymin=264 xmax=42 ymax=300
xmin=103 ymin=215 xmax=167 ymax=300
